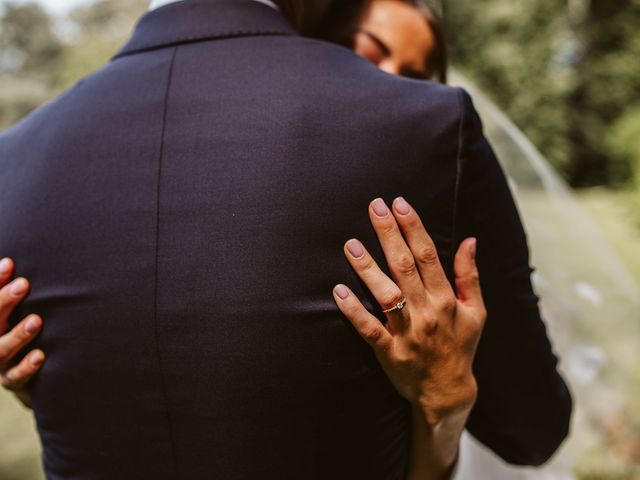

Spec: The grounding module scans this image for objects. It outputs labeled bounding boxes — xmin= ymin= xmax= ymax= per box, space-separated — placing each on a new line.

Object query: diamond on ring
xmin=382 ymin=298 xmax=406 ymax=314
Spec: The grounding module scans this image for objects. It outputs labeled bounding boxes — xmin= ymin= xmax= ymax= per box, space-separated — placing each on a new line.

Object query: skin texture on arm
xmin=333 ymin=197 xmax=487 ymax=480
xmin=408 ymin=405 xmax=466 ymax=480
xmin=454 ymin=89 xmax=572 ymax=465
xmin=0 ymin=258 xmax=45 ymax=409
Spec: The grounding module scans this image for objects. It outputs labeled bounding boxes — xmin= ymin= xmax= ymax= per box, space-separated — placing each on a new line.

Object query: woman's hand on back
xmin=333 ymin=197 xmax=486 ymax=479
xmin=0 ymin=258 xmax=45 ymax=409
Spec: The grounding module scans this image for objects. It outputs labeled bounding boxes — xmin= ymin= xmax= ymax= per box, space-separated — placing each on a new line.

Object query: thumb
xmin=454 ymin=238 xmax=483 ymax=309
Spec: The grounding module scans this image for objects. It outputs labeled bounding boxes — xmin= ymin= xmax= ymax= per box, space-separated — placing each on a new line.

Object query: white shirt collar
xmin=149 ymin=0 xmax=279 ymax=11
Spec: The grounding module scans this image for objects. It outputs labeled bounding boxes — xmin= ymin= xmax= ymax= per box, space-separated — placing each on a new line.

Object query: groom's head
xmin=276 ymin=0 xmax=371 ymax=45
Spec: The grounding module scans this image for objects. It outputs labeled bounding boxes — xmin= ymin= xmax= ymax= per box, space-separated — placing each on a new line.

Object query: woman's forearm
xmin=407 ymin=405 xmax=471 ymax=480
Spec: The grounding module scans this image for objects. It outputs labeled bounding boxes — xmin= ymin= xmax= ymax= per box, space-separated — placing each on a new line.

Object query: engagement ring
xmin=382 ymin=298 xmax=406 ymax=314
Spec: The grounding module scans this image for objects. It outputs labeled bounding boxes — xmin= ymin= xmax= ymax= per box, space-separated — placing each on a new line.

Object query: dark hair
xmin=312 ymin=0 xmax=373 ymax=49
xmin=412 ymin=1 xmax=448 ymax=84
xmin=273 ymin=0 xmax=320 ymax=34
xmin=275 ymin=0 xmax=372 ymax=41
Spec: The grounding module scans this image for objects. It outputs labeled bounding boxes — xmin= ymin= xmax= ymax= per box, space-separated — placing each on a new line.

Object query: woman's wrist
xmin=408 ymin=373 xmax=476 ymax=480
xmin=407 ymin=404 xmax=471 ymax=480
xmin=414 ymin=371 xmax=478 ymax=426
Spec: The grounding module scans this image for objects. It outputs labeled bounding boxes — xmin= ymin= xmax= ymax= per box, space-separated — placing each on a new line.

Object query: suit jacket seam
xmin=451 ymin=88 xmax=466 ymax=271
xmin=152 ymin=45 xmax=180 ymax=478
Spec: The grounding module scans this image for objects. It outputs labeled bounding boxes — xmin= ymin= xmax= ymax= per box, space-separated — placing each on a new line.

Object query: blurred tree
xmin=54 ymin=0 xmax=147 ymax=90
xmin=608 ymin=106 xmax=640 ymax=189
xmin=443 ymin=0 xmax=640 ymax=188
xmin=0 ymin=0 xmax=146 ymax=130
xmin=0 ymin=2 xmax=63 ymax=74
xmin=70 ymin=0 xmax=146 ymax=33
xmin=0 ymin=2 xmax=64 ymax=128
xmin=567 ymin=0 xmax=640 ymax=186
xmin=443 ymin=0 xmax=573 ymax=177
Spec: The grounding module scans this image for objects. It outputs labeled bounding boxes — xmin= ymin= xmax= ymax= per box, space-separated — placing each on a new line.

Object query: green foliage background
xmin=442 ymin=0 xmax=640 ymax=189
xmin=0 ymin=0 xmax=148 ymax=129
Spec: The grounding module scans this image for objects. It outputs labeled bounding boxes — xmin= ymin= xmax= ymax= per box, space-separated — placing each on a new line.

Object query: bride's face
xmin=354 ymin=0 xmax=434 ymax=80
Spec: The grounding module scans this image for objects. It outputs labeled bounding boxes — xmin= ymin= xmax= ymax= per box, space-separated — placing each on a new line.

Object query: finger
xmin=1 ymin=349 xmax=45 ymax=391
xmin=333 ymin=284 xmax=393 ymax=352
xmin=391 ymin=197 xmax=453 ymax=298
xmin=369 ymin=198 xmax=426 ymax=303
xmin=0 ymin=258 xmax=14 ymax=288
xmin=344 ymin=238 xmax=408 ymax=333
xmin=0 ymin=314 xmax=42 ymax=369
xmin=454 ymin=238 xmax=484 ymax=310
xmin=0 ymin=277 xmax=30 ymax=333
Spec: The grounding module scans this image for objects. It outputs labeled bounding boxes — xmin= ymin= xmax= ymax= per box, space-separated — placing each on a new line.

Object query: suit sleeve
xmin=453 ymin=88 xmax=572 ymax=466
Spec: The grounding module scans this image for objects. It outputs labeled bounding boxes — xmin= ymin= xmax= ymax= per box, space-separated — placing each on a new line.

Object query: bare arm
xmin=407 ymin=405 xmax=467 ymax=480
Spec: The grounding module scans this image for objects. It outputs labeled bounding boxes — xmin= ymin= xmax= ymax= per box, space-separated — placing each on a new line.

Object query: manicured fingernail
xmin=0 ymin=258 xmax=11 ymax=275
xmin=346 ymin=239 xmax=365 ymax=258
xmin=470 ymin=238 xmax=477 ymax=260
xmin=30 ymin=351 xmax=44 ymax=366
xmin=371 ymin=198 xmax=389 ymax=217
xmin=335 ymin=285 xmax=349 ymax=299
xmin=393 ymin=197 xmax=411 ymax=215
xmin=10 ymin=278 xmax=28 ymax=296
xmin=24 ymin=316 xmax=41 ymax=335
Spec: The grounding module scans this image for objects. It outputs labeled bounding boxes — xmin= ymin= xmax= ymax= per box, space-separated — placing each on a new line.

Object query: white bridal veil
xmin=451 ymin=71 xmax=640 ymax=479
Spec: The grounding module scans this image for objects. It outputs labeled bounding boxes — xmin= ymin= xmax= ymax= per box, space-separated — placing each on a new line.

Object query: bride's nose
xmin=378 ymin=59 xmax=401 ymax=76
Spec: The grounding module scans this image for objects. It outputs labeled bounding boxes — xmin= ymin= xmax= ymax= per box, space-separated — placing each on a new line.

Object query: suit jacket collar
xmin=115 ymin=0 xmax=296 ymax=60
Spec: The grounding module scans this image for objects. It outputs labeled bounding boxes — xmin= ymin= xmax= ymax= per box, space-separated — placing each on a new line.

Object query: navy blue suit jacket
xmin=0 ymin=1 xmax=571 ymax=478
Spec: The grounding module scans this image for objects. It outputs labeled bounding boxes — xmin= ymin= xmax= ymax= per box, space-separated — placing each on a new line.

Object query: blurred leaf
xmin=607 ymin=105 xmax=640 ymax=187
xmin=443 ymin=0 xmax=640 ymax=187
xmin=0 ymin=0 xmax=146 ymax=131
xmin=0 ymin=2 xmax=63 ymax=75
